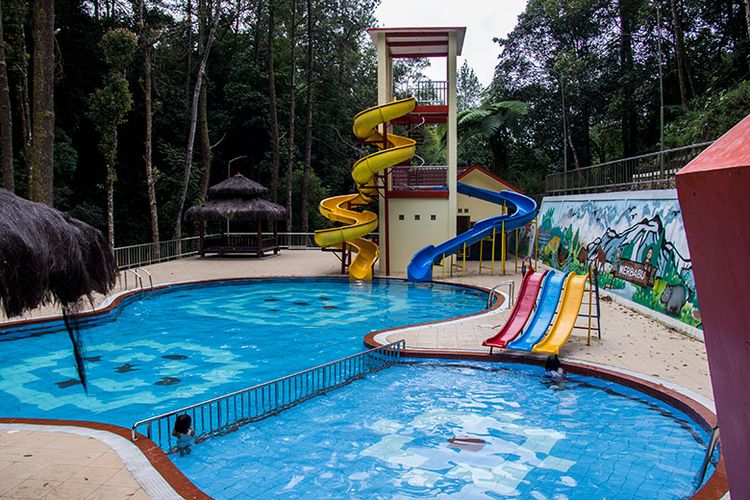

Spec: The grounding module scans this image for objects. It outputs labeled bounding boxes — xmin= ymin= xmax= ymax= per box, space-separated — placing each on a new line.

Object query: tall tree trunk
xmin=185 ymin=0 xmax=193 ymax=120
xmin=175 ymin=0 xmax=221 ymax=240
xmin=301 ymin=0 xmax=314 ymax=233
xmin=618 ymin=0 xmax=638 ymax=157
xmin=0 ymin=2 xmax=14 ymax=192
xmin=671 ymin=0 xmax=694 ymax=107
xmin=267 ymin=1 xmax=280 ymax=203
xmin=285 ymin=0 xmax=297 ymax=232
xmin=139 ymin=0 xmax=160 ymax=257
xmin=745 ymin=0 xmax=750 ymax=40
xmin=29 ymin=0 xmax=54 ymax=205
xmin=198 ymin=0 xmax=213 ymax=201
xmin=106 ymin=130 xmax=116 ymax=247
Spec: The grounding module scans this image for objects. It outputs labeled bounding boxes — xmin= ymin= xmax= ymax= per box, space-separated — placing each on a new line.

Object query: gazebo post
xmin=256 ymin=219 xmax=263 ymax=257
xmin=273 ymin=220 xmax=279 ymax=254
xmin=199 ymin=222 xmax=205 ymax=258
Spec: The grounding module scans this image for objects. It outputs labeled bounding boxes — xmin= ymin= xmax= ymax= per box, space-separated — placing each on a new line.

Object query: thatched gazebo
xmin=185 ymin=173 xmax=287 ymax=257
xmin=0 ymin=188 xmax=117 ymax=389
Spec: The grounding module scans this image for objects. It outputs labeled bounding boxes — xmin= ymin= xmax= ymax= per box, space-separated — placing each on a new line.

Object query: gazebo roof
xmin=185 ymin=197 xmax=287 ymax=222
xmin=208 ymin=173 xmax=269 ymax=200
xmin=185 ymin=173 xmax=287 ymax=222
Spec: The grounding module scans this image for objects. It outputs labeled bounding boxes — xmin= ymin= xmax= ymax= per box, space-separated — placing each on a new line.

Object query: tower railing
xmin=131 ymin=340 xmax=406 ymax=452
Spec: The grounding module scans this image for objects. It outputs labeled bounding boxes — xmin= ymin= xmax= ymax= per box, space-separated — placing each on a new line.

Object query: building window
xmin=414 ymin=214 xmax=420 ymax=221
xmin=398 ymin=214 xmax=404 ymax=220
xmin=430 ymin=214 xmax=437 ymax=221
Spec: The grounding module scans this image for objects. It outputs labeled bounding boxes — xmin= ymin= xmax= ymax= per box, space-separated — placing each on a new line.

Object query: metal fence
xmin=114 ymin=237 xmax=201 ymax=270
xmin=131 ymin=340 xmax=406 ymax=451
xmin=114 ymin=232 xmax=320 ymax=270
xmin=545 ymin=142 xmax=713 ymax=195
xmin=391 ymin=166 xmax=448 ymax=191
xmin=398 ymin=80 xmax=448 ymax=106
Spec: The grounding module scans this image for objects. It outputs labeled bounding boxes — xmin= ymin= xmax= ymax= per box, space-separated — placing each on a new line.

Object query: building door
xmin=457 ymin=215 xmax=471 ymax=234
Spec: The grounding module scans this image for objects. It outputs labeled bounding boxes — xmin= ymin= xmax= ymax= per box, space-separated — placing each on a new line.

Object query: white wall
xmin=387 ymin=198 xmax=450 ymax=274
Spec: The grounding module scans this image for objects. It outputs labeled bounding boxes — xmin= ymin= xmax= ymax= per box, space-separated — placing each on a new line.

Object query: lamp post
xmin=656 ymin=3 xmax=665 ymax=177
xmin=226 ymin=155 xmax=247 ymax=234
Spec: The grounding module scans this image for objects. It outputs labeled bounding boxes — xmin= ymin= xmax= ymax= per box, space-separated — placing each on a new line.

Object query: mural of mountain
xmin=538 ymin=193 xmax=700 ymax=328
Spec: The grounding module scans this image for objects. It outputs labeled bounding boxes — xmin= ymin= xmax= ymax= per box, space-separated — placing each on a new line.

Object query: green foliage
xmin=99 ymin=29 xmax=137 ymax=72
xmin=665 ymin=80 xmax=750 ymax=145
xmin=88 ymin=72 xmax=133 ymax=162
xmin=457 ymin=61 xmax=482 ymax=112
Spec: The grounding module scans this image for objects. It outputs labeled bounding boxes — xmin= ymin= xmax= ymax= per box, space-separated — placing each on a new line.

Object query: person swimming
xmin=172 ymin=414 xmax=195 ymax=456
xmin=545 ymin=354 xmax=565 ymax=380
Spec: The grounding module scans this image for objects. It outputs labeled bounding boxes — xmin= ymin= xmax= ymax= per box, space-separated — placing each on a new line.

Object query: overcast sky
xmin=373 ymin=0 xmax=528 ymax=88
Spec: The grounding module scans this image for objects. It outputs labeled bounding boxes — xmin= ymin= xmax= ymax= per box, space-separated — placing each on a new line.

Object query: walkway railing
xmin=114 ymin=233 xmax=320 ymax=270
xmin=545 ymin=142 xmax=712 ymax=195
xmin=131 ymin=340 xmax=406 ymax=451
xmin=115 ymin=237 xmax=201 ymax=270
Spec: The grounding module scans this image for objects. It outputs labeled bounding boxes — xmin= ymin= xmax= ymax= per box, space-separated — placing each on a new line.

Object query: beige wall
xmin=458 ymin=170 xmax=517 ymax=223
xmin=386 ymin=198 xmax=450 ymax=274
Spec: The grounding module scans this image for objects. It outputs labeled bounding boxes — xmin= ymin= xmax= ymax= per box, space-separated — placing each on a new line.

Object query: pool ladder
xmin=486 ymin=280 xmax=515 ymax=309
xmin=696 ymin=425 xmax=720 ymax=487
xmin=121 ymin=267 xmax=154 ymax=292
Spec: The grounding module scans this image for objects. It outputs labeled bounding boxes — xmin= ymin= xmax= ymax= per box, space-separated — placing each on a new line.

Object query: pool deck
xmin=0 ymin=250 xmax=717 ymax=499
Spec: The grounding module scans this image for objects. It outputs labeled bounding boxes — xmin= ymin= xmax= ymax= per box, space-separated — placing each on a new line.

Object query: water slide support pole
xmin=501 ymin=220 xmax=506 ymax=275
xmin=491 ymin=228 xmax=496 ymax=274
xmin=534 ymin=215 xmax=539 ymax=269
xmin=479 ymin=236 xmax=484 ymax=275
xmin=515 ymin=228 xmax=519 ymax=273
xmin=587 ymin=266 xmax=593 ymax=346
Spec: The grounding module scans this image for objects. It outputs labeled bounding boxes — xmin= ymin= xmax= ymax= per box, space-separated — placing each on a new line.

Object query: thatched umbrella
xmin=0 ymin=189 xmax=117 ymax=389
xmin=185 ymin=174 xmax=287 ymax=256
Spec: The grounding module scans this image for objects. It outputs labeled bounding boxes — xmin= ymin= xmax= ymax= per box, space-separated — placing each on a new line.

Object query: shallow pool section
xmin=175 ymin=361 xmax=711 ymax=499
xmin=0 ymin=279 xmax=486 ymax=426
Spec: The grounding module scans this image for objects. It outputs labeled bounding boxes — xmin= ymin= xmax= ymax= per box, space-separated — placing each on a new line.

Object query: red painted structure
xmin=483 ymin=271 xmax=548 ymax=350
xmin=675 ymin=113 xmax=750 ymax=497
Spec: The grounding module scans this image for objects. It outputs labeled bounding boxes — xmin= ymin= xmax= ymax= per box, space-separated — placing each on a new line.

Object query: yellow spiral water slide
xmin=314 ymin=97 xmax=417 ymax=280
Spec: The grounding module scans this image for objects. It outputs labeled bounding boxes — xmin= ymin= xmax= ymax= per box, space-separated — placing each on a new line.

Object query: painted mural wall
xmin=537 ymin=190 xmax=700 ymax=329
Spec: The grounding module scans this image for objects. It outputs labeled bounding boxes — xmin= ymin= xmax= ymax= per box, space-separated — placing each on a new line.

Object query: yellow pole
xmin=491 ymin=228 xmax=496 ymax=274
xmin=462 ymin=242 xmax=467 ymax=276
xmin=587 ymin=267 xmax=593 ymax=346
xmin=441 ymin=254 xmax=445 ymax=279
xmin=479 ymin=236 xmax=484 ymax=275
xmin=501 ymin=220 xmax=506 ymax=275
xmin=515 ymin=228 xmax=519 ymax=273
xmin=534 ymin=215 xmax=539 ymax=269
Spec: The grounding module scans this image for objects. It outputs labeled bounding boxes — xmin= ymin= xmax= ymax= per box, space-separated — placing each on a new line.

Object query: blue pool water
xmin=0 ymin=278 xmax=487 ymax=426
xmin=177 ymin=361 xmax=712 ymax=499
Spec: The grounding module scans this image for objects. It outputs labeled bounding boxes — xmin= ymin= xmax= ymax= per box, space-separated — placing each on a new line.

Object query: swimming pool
xmin=0 ymin=278 xmax=487 ymax=426
xmin=176 ymin=360 xmax=713 ymax=499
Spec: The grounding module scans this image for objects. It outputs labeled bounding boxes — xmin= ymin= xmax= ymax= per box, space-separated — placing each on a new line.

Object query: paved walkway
xmin=0 ymin=426 xmax=165 ymax=499
xmin=0 ymin=250 xmax=715 ymax=498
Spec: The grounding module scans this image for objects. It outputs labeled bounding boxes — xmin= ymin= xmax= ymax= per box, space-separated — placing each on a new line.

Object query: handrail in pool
xmin=131 ymin=340 xmax=406 ymax=451
xmin=487 ymin=280 xmax=515 ymax=309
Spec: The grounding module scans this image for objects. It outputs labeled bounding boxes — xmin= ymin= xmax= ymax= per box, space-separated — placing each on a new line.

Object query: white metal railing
xmin=114 ymin=233 xmax=321 ymax=270
xmin=114 ymin=237 xmax=201 ymax=270
xmin=131 ymin=340 xmax=406 ymax=451
xmin=545 ymin=141 xmax=713 ymax=195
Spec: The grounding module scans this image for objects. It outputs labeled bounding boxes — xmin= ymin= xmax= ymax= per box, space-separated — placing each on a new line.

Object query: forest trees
xmin=484 ymin=0 xmax=750 ymax=193
xmin=88 ymin=28 xmax=136 ymax=248
xmin=0 ymin=0 xmax=746 ymax=247
xmin=0 ymin=0 xmax=380 ymax=246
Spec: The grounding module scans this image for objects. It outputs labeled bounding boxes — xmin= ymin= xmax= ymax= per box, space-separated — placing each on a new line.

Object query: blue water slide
xmin=406 ymin=183 xmax=538 ymax=282
xmin=507 ymin=271 xmax=569 ymax=351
